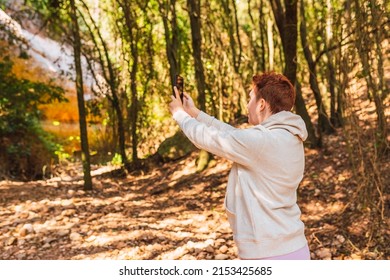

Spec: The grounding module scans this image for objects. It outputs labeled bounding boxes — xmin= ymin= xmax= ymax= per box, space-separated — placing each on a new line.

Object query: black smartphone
xmin=174 ymin=74 xmax=184 ymax=103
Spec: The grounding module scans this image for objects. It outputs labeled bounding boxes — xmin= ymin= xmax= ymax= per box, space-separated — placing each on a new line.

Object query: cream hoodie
xmin=173 ymin=109 xmax=308 ymax=259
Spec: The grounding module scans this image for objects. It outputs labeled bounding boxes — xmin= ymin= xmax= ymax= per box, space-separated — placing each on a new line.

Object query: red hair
xmin=252 ymin=72 xmax=295 ymax=113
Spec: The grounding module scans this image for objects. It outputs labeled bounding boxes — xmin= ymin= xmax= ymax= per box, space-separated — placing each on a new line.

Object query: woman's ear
xmin=257 ymin=98 xmax=266 ymax=112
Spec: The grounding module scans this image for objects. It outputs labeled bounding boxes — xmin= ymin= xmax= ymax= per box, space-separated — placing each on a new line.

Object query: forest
xmin=0 ymin=0 xmax=389 ymax=260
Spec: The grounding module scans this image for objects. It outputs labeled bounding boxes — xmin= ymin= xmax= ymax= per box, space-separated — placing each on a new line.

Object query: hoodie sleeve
xmin=173 ymin=110 xmax=264 ymax=166
xmin=196 ymin=111 xmax=235 ymax=132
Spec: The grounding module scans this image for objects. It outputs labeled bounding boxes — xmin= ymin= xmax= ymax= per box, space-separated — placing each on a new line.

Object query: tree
xmin=157 ymin=0 xmax=181 ymax=86
xmin=186 ymin=0 xmax=207 ymax=112
xmin=77 ymin=0 xmax=130 ymax=169
xmin=324 ymin=0 xmax=343 ymax=128
xmin=186 ymin=0 xmax=212 ymax=171
xmin=118 ymin=0 xmax=143 ymax=165
xmin=353 ymin=0 xmax=388 ymax=156
xmin=300 ymin=0 xmax=334 ymax=135
xmin=69 ymin=0 xmax=92 ymax=190
xmin=219 ymin=0 xmax=247 ymax=117
xmin=0 ymin=58 xmax=65 ymax=179
xmin=246 ymin=0 xmax=267 ymax=72
xmin=269 ymin=0 xmax=320 ymax=147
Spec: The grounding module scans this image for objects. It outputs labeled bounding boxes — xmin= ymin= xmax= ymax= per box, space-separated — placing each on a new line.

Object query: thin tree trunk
xmin=269 ymin=0 xmax=320 ymax=147
xmin=129 ymin=63 xmax=139 ymax=164
xmin=325 ymin=0 xmax=341 ymax=128
xmin=259 ymin=0 xmax=266 ymax=71
xmin=354 ymin=0 xmax=388 ymax=155
xmin=69 ymin=0 xmax=92 ymax=190
xmin=247 ymin=0 xmax=264 ymax=72
xmin=231 ymin=0 xmax=242 ymax=72
xmin=281 ymin=0 xmax=297 ymax=85
xmin=296 ymin=81 xmax=321 ymax=147
xmin=267 ymin=17 xmax=274 ymax=70
xmin=220 ymin=0 xmax=246 ymax=116
xmin=187 ymin=0 xmax=211 ymax=171
xmin=369 ymin=0 xmax=388 ymax=155
xmin=221 ymin=0 xmax=238 ymax=73
xmin=300 ymin=1 xmax=334 ymax=134
xmin=112 ymin=95 xmax=129 ymax=167
xmin=78 ymin=1 xmax=130 ymax=168
xmin=328 ymin=58 xmax=341 ymax=127
xmin=121 ymin=1 xmax=140 ymax=164
xmin=158 ymin=0 xmax=180 ymax=85
xmin=187 ymin=0 xmax=207 ymax=112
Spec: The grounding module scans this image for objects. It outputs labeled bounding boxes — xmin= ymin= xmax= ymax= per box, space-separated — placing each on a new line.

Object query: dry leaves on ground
xmin=0 ymin=130 xmax=389 ymax=260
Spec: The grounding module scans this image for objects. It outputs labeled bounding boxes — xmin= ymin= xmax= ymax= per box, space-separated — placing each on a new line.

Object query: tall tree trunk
xmin=232 ymin=0 xmax=243 ymax=72
xmin=121 ymin=1 xmax=140 ymax=164
xmin=221 ymin=0 xmax=238 ymax=73
xmin=158 ymin=0 xmax=180 ymax=85
xmin=78 ymin=1 xmax=130 ymax=168
xmin=69 ymin=0 xmax=92 ymax=190
xmin=220 ymin=0 xmax=247 ymax=116
xmin=325 ymin=0 xmax=342 ymax=128
xmin=354 ymin=0 xmax=388 ymax=155
xmin=269 ymin=0 xmax=320 ymax=147
xmin=259 ymin=0 xmax=266 ymax=71
xmin=247 ymin=0 xmax=264 ymax=72
xmin=296 ymin=81 xmax=321 ymax=147
xmin=328 ymin=57 xmax=341 ymax=127
xmin=129 ymin=60 xmax=139 ymax=164
xmin=266 ymin=16 xmax=274 ymax=70
xmin=187 ymin=0 xmax=207 ymax=112
xmin=369 ymin=0 xmax=388 ymax=156
xmin=187 ymin=0 xmax=210 ymax=171
xmin=281 ymin=0 xmax=297 ymax=85
xmin=300 ymin=1 xmax=334 ymax=134
xmin=112 ymin=94 xmax=129 ymax=167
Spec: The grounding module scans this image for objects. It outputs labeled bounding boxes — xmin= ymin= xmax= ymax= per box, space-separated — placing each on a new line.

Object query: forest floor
xmin=0 ymin=127 xmax=389 ymax=260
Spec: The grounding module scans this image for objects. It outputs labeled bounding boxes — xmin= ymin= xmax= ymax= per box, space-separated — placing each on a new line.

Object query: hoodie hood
xmin=260 ymin=111 xmax=308 ymax=141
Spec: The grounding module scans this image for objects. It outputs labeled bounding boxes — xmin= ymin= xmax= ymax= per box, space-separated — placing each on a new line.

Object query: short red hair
xmin=252 ymin=72 xmax=295 ymax=113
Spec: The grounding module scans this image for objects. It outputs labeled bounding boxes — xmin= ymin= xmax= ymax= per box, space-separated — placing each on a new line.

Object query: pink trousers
xmin=243 ymin=244 xmax=311 ymax=260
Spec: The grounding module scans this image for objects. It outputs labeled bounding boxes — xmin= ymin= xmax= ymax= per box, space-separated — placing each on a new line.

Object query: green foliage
xmin=53 ymin=143 xmax=71 ymax=162
xmin=24 ymin=0 xmax=71 ymax=40
xmin=110 ymin=153 xmax=122 ymax=166
xmin=0 ymin=58 xmax=66 ymax=130
xmin=25 ymin=0 xmax=66 ymax=17
xmin=0 ymin=58 xmax=67 ymax=179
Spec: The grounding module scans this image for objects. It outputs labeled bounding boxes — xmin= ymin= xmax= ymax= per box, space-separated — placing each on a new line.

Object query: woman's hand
xmin=169 ymin=86 xmax=184 ymax=115
xmin=169 ymin=87 xmax=200 ymax=118
xmin=182 ymin=92 xmax=200 ymax=118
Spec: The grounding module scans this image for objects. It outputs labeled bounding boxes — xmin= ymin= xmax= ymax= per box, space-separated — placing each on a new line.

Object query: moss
xmin=157 ymin=130 xmax=196 ymax=162
xmin=196 ymin=149 xmax=210 ymax=172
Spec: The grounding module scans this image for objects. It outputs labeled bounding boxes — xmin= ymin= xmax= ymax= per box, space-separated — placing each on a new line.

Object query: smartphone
xmin=174 ymin=74 xmax=184 ymax=103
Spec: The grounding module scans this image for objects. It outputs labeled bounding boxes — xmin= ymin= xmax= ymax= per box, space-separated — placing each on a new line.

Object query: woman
xmin=169 ymin=72 xmax=310 ymax=260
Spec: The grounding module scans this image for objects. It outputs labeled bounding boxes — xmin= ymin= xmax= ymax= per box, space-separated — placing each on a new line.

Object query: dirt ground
xmin=0 ymin=128 xmax=389 ymax=260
